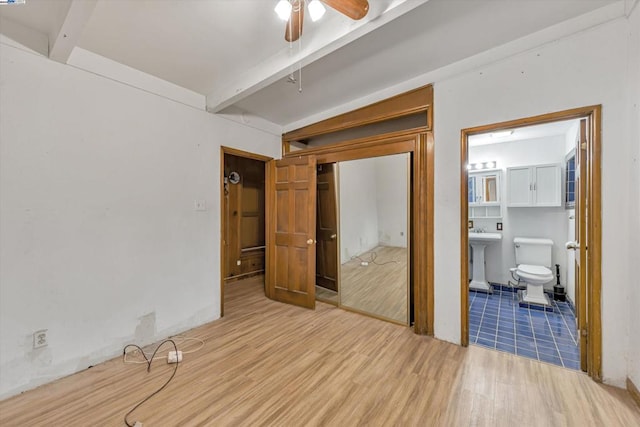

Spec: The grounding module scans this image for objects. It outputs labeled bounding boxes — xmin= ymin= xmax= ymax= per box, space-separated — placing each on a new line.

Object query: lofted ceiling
xmin=0 ymin=0 xmax=623 ymax=130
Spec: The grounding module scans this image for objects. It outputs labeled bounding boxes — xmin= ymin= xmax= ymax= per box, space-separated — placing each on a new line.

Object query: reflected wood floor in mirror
xmin=1 ymin=276 xmax=639 ymax=426
xmin=340 ymin=246 xmax=407 ymax=323
xmin=316 ymin=285 xmax=338 ymax=304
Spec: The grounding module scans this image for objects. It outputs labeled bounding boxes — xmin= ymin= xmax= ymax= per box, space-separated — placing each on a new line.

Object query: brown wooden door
xmin=316 ymin=163 xmax=339 ymax=292
xmin=266 ymin=156 xmax=317 ymax=309
xmin=575 ymin=118 xmax=588 ymax=372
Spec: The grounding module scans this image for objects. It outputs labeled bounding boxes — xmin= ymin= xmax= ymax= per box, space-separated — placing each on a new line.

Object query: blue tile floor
xmin=469 ymin=287 xmax=581 ymax=370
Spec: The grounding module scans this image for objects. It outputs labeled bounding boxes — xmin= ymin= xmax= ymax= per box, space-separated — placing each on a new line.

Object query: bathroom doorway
xmin=460 ymin=106 xmax=602 ymax=380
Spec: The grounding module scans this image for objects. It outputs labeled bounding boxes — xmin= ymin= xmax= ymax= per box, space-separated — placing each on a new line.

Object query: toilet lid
xmin=518 ymin=264 xmax=552 ymax=276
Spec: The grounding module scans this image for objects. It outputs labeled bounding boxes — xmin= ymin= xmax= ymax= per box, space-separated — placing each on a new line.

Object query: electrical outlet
xmin=236 ymin=260 xmax=241 ymax=266
xmin=33 ymin=329 xmax=48 ymax=349
xmin=194 ymin=200 xmax=206 ymax=211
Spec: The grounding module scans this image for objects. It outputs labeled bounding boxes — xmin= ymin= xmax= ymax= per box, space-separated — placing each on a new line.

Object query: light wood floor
xmin=340 ymin=246 xmax=407 ymax=323
xmin=315 ymin=285 xmax=338 ymax=304
xmin=1 ymin=276 xmax=639 ymax=426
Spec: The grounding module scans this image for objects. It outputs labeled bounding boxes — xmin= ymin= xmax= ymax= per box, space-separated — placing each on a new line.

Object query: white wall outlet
xmin=167 ymin=350 xmax=182 ymax=364
xmin=236 ymin=260 xmax=241 ymax=266
xmin=194 ymin=200 xmax=206 ymax=211
xmin=33 ymin=329 xmax=48 ymax=349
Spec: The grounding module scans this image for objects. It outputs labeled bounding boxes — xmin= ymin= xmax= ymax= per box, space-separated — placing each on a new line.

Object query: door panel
xmin=506 ymin=166 xmax=532 ymax=206
xmin=267 ymin=156 xmax=317 ymax=309
xmin=534 ymin=164 xmax=561 ymax=206
xmin=576 ymin=118 xmax=588 ymax=372
xmin=316 ymin=164 xmax=338 ymax=291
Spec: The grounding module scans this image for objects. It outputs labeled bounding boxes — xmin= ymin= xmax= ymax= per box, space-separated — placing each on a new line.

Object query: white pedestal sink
xmin=469 ymin=232 xmax=502 ymax=292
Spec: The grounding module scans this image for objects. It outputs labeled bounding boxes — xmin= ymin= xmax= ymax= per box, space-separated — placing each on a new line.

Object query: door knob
xmin=307 ymin=239 xmax=314 ymax=245
xmin=330 ymin=234 xmax=337 ymax=240
xmin=566 ymin=241 xmax=580 ymax=250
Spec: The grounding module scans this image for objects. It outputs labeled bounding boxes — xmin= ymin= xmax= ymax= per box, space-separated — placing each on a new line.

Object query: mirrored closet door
xmin=337 ymin=153 xmax=410 ymax=324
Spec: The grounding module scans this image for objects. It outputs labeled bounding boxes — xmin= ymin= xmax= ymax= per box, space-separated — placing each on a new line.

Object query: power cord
xmin=122 ymin=339 xmax=179 ymax=427
xmin=123 ymin=336 xmax=204 ymax=364
xmin=351 ymin=250 xmax=400 ymax=266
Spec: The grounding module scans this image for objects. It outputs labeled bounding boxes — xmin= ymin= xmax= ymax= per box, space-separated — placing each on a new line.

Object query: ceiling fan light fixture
xmin=308 ymin=0 xmax=326 ymax=22
xmin=275 ymin=0 xmax=292 ymax=21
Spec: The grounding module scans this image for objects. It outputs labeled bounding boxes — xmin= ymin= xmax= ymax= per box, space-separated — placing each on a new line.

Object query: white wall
xmin=338 ymin=155 xmax=409 ymax=264
xmin=566 ymin=210 xmax=576 ymax=304
xmin=626 ymin=0 xmax=640 ymax=389
xmin=0 ymin=44 xmax=281 ymax=399
xmin=564 ymin=123 xmax=579 ymax=305
xmin=338 ymin=158 xmax=379 ymax=263
xmin=434 ymin=16 xmax=633 ymax=386
xmin=374 ymin=154 xmax=408 ymax=248
xmin=469 ymin=136 xmax=568 ymax=290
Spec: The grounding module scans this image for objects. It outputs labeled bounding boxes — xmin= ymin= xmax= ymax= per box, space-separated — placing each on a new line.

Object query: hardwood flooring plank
xmin=0 ymin=275 xmax=638 ymax=426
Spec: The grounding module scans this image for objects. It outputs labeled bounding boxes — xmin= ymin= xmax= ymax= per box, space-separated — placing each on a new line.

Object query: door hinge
xmin=581 ymin=329 xmax=588 ymax=337
xmin=581 ymin=142 xmax=587 ymax=150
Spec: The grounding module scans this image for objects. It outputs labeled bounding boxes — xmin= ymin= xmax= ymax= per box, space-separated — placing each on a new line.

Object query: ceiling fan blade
xmin=285 ymin=0 xmax=305 ymax=42
xmin=321 ymin=0 xmax=369 ymax=20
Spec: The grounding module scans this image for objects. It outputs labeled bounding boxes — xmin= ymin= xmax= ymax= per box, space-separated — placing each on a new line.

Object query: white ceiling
xmin=0 ymin=0 xmax=622 ymax=129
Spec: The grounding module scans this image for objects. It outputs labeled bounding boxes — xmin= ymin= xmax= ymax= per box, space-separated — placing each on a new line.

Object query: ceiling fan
xmin=275 ymin=0 xmax=370 ymax=42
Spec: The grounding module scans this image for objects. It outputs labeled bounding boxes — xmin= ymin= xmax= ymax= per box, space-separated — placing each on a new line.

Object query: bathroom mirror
xmin=338 ymin=153 xmax=409 ymax=324
xmin=469 ymin=170 xmax=501 ymax=204
xmin=469 ymin=170 xmax=503 ymax=218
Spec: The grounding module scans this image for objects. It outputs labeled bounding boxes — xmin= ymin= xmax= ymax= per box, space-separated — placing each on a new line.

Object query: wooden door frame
xmin=283 ymin=128 xmax=434 ymax=335
xmin=459 ymin=105 xmax=602 ymax=381
xmin=220 ymin=146 xmax=272 ymax=317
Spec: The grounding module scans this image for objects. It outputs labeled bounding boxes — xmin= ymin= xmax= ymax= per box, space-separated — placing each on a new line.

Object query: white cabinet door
xmin=533 ymin=164 xmax=562 ymax=206
xmin=507 ymin=166 xmax=532 ymax=207
xmin=507 ymin=164 xmax=562 ymax=207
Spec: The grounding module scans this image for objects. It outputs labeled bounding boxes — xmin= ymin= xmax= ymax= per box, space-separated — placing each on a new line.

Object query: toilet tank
xmin=514 ymin=237 xmax=553 ymax=267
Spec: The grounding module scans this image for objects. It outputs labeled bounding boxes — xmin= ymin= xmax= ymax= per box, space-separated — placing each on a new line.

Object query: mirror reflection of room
xmin=338 ymin=153 xmax=409 ymax=324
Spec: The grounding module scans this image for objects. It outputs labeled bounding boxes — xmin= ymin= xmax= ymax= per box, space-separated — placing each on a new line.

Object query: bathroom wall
xmin=469 ymin=135 xmax=569 ymax=290
xmin=566 ymin=210 xmax=576 ymax=304
xmin=564 ymin=123 xmax=579 ymax=305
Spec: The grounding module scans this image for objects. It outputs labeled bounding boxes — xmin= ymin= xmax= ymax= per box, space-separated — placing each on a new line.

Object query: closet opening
xmin=220 ymin=147 xmax=271 ymax=317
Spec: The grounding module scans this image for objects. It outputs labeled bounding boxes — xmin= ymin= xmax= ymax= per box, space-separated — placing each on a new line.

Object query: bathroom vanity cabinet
xmin=507 ymin=163 xmax=562 ymax=207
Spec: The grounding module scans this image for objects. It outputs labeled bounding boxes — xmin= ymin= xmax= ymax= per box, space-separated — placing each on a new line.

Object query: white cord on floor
xmin=123 ymin=335 xmax=205 ymax=364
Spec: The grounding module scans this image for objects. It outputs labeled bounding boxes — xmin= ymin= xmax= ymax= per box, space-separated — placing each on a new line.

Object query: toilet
xmin=512 ymin=237 xmax=554 ymax=306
